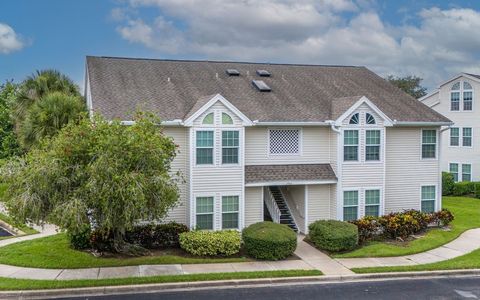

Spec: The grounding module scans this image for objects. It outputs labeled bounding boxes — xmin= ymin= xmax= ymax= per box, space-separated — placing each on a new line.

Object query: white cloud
xmin=0 ymin=23 xmax=25 ymax=54
xmin=113 ymin=1 xmax=480 ymax=88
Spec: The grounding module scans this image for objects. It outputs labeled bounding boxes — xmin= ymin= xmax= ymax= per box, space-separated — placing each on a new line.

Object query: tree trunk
xmin=112 ymin=228 xmax=150 ymax=256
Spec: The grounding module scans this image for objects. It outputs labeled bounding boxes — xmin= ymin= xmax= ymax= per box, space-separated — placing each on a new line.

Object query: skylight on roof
xmin=226 ymin=69 xmax=240 ymax=76
xmin=256 ymin=70 xmax=271 ymax=77
xmin=252 ymin=80 xmax=271 ymax=92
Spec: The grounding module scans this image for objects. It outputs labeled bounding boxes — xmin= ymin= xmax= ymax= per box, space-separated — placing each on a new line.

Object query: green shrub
xmin=442 ymin=172 xmax=454 ymax=196
xmin=67 ymin=225 xmax=91 ymax=250
xmin=452 ymin=181 xmax=475 ymax=196
xmin=242 ymin=222 xmax=297 ymax=260
xmin=179 ymin=230 xmax=241 ymax=256
xmin=430 ymin=209 xmax=455 ymax=227
xmin=378 ymin=210 xmax=430 ymax=239
xmin=350 ymin=216 xmax=382 ymax=244
xmin=126 ymin=222 xmax=189 ymax=249
xmin=308 ymin=220 xmax=358 ymax=252
xmin=475 ymin=183 xmax=480 ymax=199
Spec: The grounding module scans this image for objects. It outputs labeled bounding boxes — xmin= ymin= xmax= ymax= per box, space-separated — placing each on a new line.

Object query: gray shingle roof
xmin=86 ymin=56 xmax=450 ymax=123
xmin=245 ymin=164 xmax=337 ymax=184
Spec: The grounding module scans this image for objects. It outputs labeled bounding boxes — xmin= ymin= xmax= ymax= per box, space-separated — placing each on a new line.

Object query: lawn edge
xmin=2 ymin=269 xmax=480 ymax=299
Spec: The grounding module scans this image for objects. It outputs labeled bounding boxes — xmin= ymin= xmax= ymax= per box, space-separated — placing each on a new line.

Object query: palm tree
xmin=19 ymin=91 xmax=85 ymax=149
xmin=14 ymin=70 xmax=80 ymax=122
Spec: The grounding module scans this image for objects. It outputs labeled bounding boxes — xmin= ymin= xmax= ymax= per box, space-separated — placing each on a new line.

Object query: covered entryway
xmin=245 ymin=164 xmax=337 ymax=234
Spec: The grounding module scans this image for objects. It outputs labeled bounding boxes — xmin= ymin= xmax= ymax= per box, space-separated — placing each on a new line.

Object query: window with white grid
xmin=269 ymin=129 xmax=301 ymax=155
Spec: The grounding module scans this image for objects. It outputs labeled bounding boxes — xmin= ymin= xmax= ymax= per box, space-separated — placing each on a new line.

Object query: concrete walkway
xmin=0 ymin=223 xmax=57 ymax=248
xmin=336 ymin=228 xmax=480 ymax=269
xmin=294 ymin=236 xmax=354 ymax=275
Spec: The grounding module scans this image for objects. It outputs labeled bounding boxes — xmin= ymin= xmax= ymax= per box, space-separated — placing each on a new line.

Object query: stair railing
xmin=264 ymin=187 xmax=281 ymax=223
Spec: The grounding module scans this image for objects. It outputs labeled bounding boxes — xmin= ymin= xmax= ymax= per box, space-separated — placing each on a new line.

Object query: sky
xmin=1 ymin=0 xmax=480 ymax=92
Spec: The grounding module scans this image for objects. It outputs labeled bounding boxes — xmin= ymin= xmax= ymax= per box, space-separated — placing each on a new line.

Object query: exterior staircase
xmin=268 ymin=186 xmax=298 ymax=232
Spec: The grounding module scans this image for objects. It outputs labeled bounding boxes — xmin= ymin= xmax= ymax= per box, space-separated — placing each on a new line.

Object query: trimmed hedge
xmin=442 ymin=172 xmax=454 ymax=196
xmin=308 ymin=220 xmax=358 ymax=252
xmin=452 ymin=181 xmax=476 ymax=196
xmin=179 ymin=230 xmax=241 ymax=256
xmin=242 ymin=222 xmax=297 ymax=260
xmin=442 ymin=172 xmax=480 ymax=198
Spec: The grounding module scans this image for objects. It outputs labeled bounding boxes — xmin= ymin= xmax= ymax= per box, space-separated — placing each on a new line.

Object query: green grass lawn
xmin=0 ymin=270 xmax=322 ymax=291
xmin=0 ymin=233 xmax=250 ymax=269
xmin=353 ymin=248 xmax=480 ymax=273
xmin=335 ymin=197 xmax=480 ymax=258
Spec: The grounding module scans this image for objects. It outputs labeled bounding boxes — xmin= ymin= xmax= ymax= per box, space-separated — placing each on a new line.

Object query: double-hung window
xmin=222 ymin=196 xmax=239 ymax=229
xmin=344 ymin=130 xmax=359 ymax=161
xmin=196 ymin=131 xmax=214 ymax=165
xmin=422 ymin=130 xmax=437 ymax=159
xmin=222 ymin=131 xmax=239 ymax=164
xmin=450 ymin=128 xmax=459 ymax=146
xmin=451 ymin=91 xmax=460 ymax=111
xmin=343 ymin=191 xmax=358 ymax=221
xmin=196 ymin=197 xmax=214 ymax=230
xmin=463 ymin=128 xmax=472 ymax=147
xmin=365 ymin=130 xmax=380 ymax=161
xmin=365 ymin=190 xmax=380 ymax=217
xmin=464 ymin=82 xmax=473 ymax=111
xmin=449 ymin=163 xmax=459 ymax=182
xmin=421 ymin=186 xmax=436 ymax=213
xmin=462 ymin=164 xmax=472 ymax=182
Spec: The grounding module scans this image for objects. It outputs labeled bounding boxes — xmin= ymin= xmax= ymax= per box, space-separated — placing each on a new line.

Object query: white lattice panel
xmin=269 ymin=129 xmax=300 ymax=154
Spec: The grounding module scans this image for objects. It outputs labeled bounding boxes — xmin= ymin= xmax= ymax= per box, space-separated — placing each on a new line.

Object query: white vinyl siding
xmin=307 ymin=184 xmax=332 ymax=225
xmin=244 ymin=187 xmax=263 ymax=227
xmin=245 ymin=127 xmax=330 ymax=165
xmin=162 ymin=127 xmax=189 ymax=225
xmin=385 ymin=127 xmax=440 ymax=213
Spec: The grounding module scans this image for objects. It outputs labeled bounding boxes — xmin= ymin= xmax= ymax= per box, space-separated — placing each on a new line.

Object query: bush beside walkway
xmin=335 ymin=197 xmax=480 ymax=258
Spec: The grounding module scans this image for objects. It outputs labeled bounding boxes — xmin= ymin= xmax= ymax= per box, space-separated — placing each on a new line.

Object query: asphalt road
xmin=57 ymin=276 xmax=480 ymax=300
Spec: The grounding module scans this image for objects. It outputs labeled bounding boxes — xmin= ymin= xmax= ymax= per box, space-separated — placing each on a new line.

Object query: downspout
xmin=326 ymin=120 xmax=342 ymax=220
xmin=326 ymin=120 xmax=341 ymax=134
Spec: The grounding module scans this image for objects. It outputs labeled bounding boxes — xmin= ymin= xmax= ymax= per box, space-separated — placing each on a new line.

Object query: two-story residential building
xmin=85 ymin=56 xmax=451 ymax=234
xmin=420 ymin=73 xmax=480 ymax=182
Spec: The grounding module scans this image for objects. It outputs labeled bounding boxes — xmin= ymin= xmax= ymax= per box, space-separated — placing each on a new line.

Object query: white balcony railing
xmin=264 ymin=187 xmax=281 ymax=223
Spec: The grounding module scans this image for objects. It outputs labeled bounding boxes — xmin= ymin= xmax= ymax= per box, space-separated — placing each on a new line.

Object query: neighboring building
xmin=85 ymin=56 xmax=451 ymax=234
xmin=420 ymin=73 xmax=480 ymax=182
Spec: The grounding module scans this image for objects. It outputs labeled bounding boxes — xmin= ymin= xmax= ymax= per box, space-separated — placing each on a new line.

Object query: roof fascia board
xmin=392 ymin=121 xmax=453 ymax=126
xmin=418 ymin=90 xmax=439 ymax=102
xmin=120 ymin=120 xmax=184 ymax=126
xmin=183 ymin=94 xmax=253 ymax=126
xmin=245 ymin=179 xmax=338 ymax=187
xmin=253 ymin=121 xmax=329 ymax=126
xmin=438 ymin=73 xmax=480 ymax=88
xmin=334 ymin=96 xmax=394 ymax=126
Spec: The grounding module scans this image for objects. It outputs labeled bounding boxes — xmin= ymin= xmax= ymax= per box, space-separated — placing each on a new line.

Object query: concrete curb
xmin=2 ymin=269 xmax=480 ymax=299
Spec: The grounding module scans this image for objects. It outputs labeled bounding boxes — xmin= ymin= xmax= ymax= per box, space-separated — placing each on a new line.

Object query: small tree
xmin=2 ymin=113 xmax=180 ymax=255
xmin=386 ymin=75 xmax=427 ymax=99
xmin=0 ymin=81 xmax=21 ymax=159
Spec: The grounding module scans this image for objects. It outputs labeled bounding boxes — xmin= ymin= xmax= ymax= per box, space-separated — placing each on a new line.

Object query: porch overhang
xmin=245 ymin=164 xmax=337 ymax=187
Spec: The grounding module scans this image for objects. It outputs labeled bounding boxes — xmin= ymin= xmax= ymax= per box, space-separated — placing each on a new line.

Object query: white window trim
xmin=364 ymin=188 xmax=382 ymax=217
xmin=462 ymin=127 xmax=473 ymax=148
xmin=420 ymin=185 xmax=437 ymax=213
xmin=449 ymin=127 xmax=460 ymax=148
xmin=449 ymin=162 xmax=459 ymax=182
xmin=365 ymin=129 xmax=382 ymax=162
xmin=267 ymin=127 xmax=303 ymax=157
xmin=461 ymin=163 xmax=472 ymax=182
xmin=449 ymin=81 xmax=475 ymax=112
xmin=342 ymin=189 xmax=360 ymax=221
xmin=194 ymin=195 xmax=215 ymax=230
xmin=194 ymin=128 xmax=215 ymax=166
xmin=342 ymin=128 xmax=360 ymax=163
xmin=221 ymin=129 xmax=240 ymax=165
xmin=420 ymin=128 xmax=438 ymax=161
xmin=220 ymin=194 xmax=241 ymax=230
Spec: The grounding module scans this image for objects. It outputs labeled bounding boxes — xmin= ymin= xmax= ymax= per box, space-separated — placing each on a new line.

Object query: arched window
xmin=202 ymin=112 xmax=214 ymax=125
xmin=451 ymin=81 xmax=474 ymax=111
xmin=366 ymin=113 xmax=376 ymax=125
xmin=222 ymin=113 xmax=233 ymax=125
xmin=349 ymin=113 xmax=359 ymax=125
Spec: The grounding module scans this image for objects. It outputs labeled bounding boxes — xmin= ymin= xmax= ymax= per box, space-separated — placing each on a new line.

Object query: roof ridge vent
xmin=226 ymin=69 xmax=240 ymax=76
xmin=252 ymin=80 xmax=271 ymax=92
xmin=256 ymin=70 xmax=271 ymax=77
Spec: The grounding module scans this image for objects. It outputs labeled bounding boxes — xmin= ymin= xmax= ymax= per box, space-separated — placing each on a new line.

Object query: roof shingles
xmin=86 ymin=56 xmax=450 ymax=123
xmin=245 ymin=164 xmax=337 ymax=184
